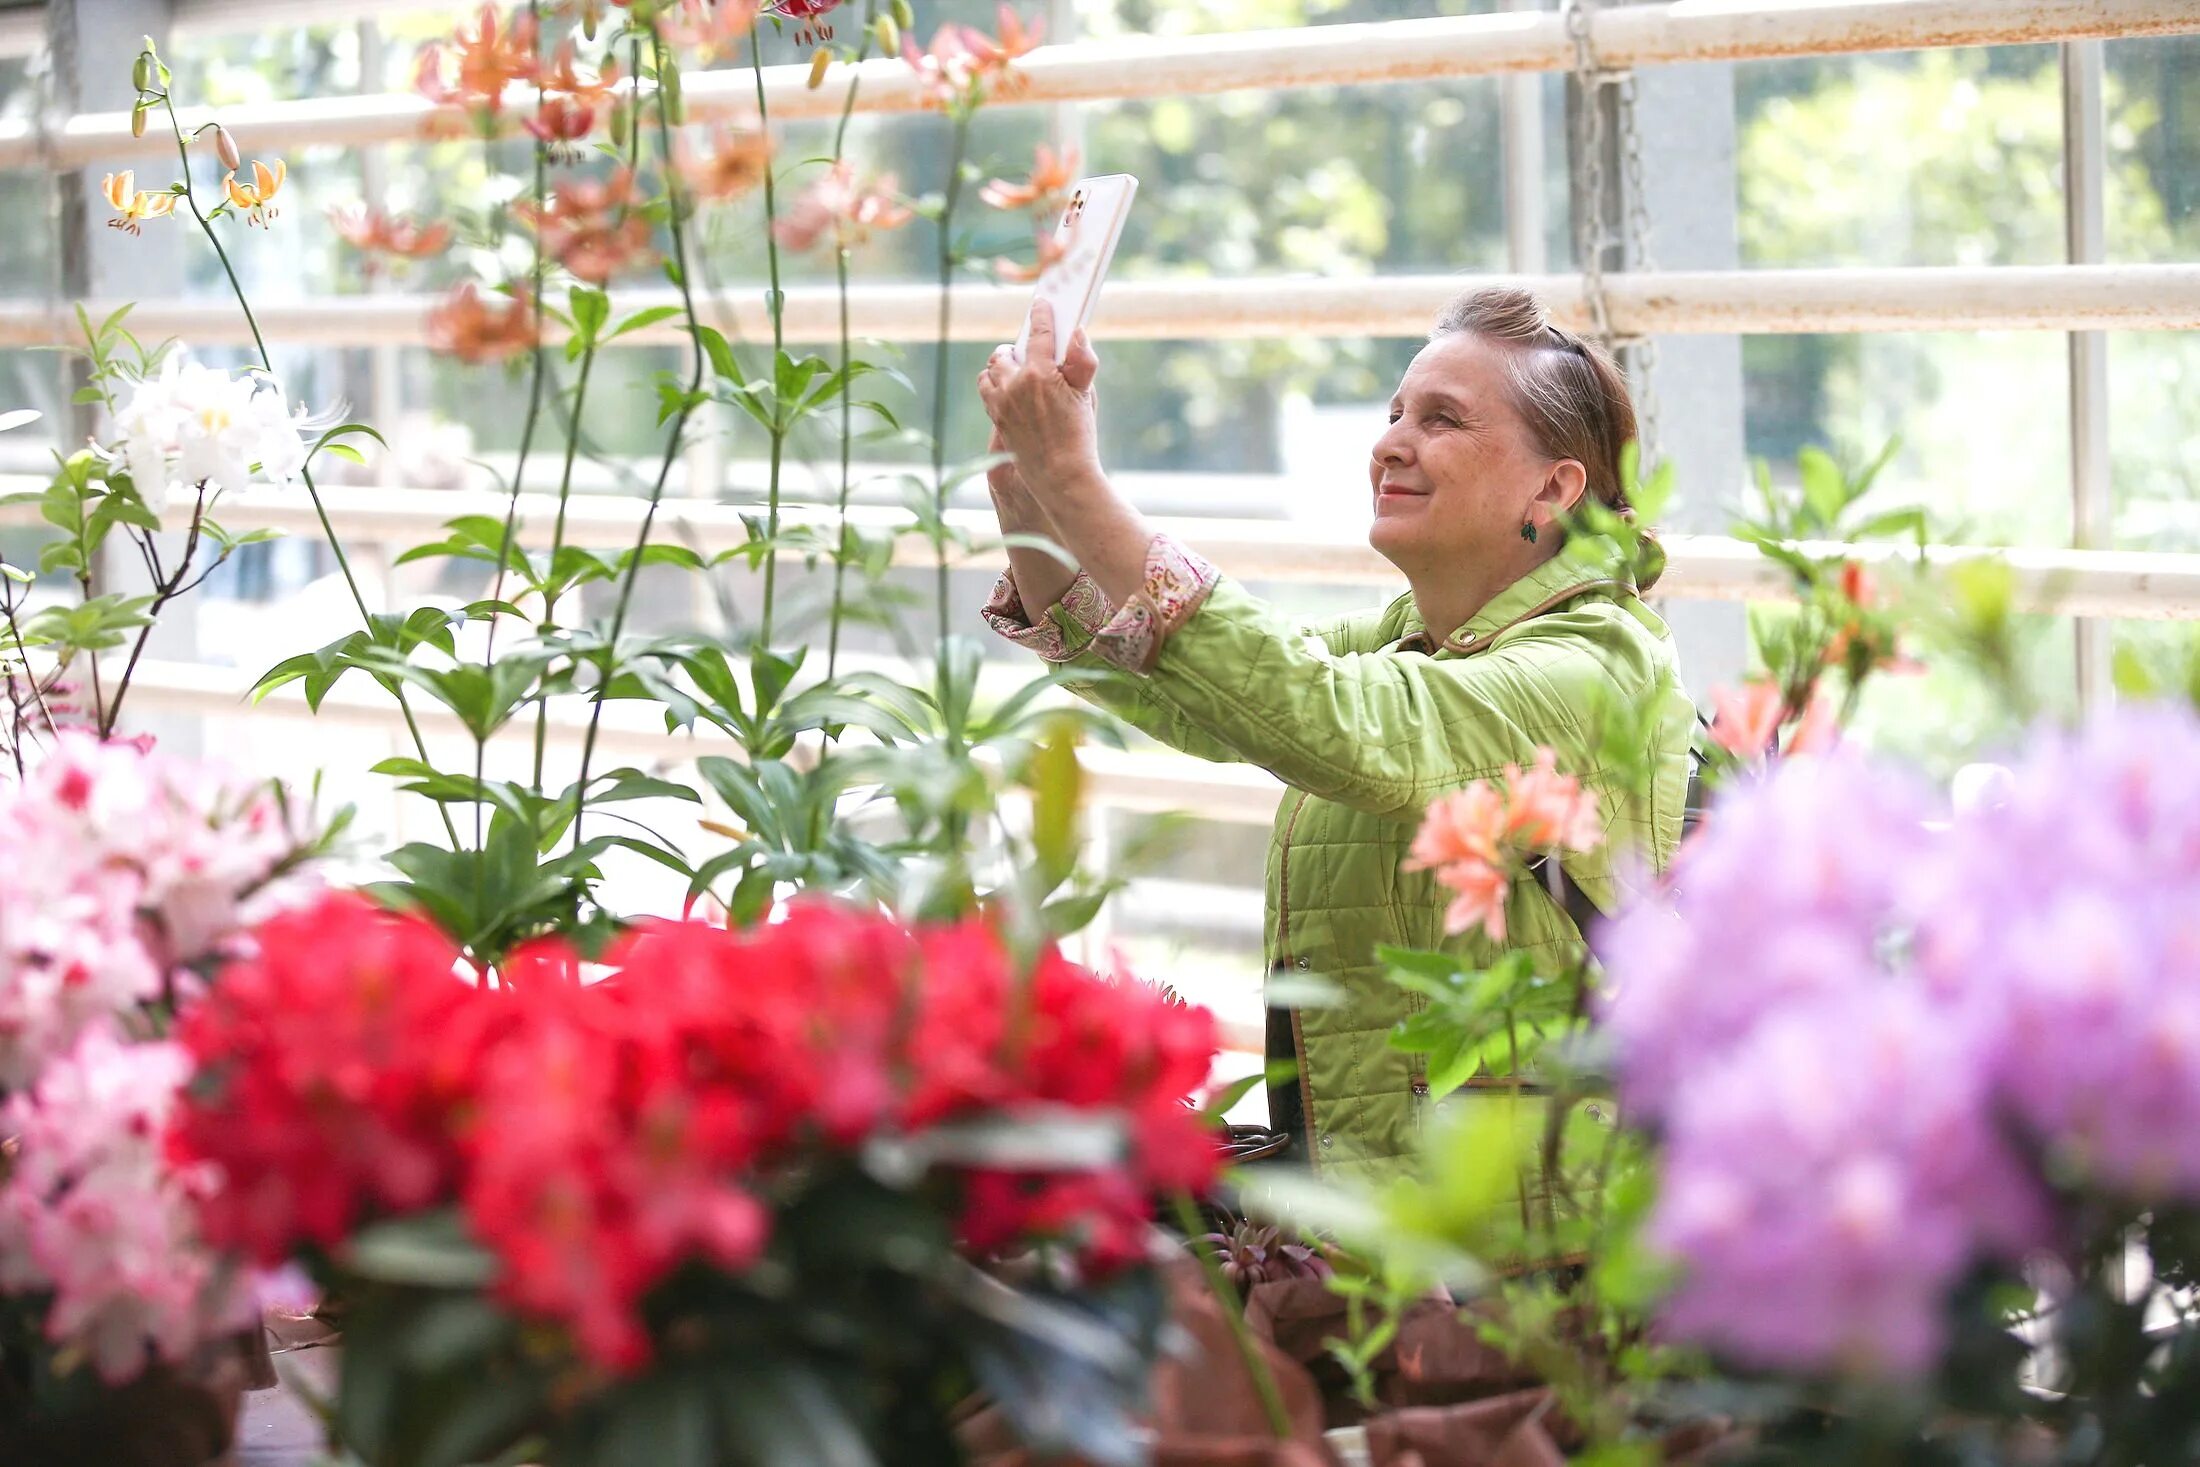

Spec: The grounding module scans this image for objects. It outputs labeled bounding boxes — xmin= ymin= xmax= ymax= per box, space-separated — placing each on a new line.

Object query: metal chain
xmin=1560 ymin=0 xmax=1661 ymax=474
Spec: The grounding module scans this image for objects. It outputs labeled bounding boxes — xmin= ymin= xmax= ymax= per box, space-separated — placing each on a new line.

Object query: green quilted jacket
xmin=983 ymin=533 xmax=1695 ymax=1178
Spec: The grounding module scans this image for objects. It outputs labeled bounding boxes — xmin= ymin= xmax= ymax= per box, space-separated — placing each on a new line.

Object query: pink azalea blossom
xmin=0 ymin=1027 xmax=251 ymax=1382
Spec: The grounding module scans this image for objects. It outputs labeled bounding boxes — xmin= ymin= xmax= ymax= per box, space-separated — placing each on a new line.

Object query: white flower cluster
xmin=113 ymin=354 xmax=311 ymax=511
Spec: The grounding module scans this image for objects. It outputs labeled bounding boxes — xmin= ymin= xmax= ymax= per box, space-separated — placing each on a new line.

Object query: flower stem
xmin=1170 ymin=1193 xmax=1294 ymax=1441
xmin=156 ymin=87 xmax=460 ymax=846
xmin=571 ymin=25 xmax=707 ymax=850
xmin=751 ymin=23 xmax=788 ymax=653
xmin=823 ymin=2 xmax=879 ymax=688
xmin=480 ymin=0 xmax=553 ymax=854
xmin=931 ymin=112 xmax=972 ymax=656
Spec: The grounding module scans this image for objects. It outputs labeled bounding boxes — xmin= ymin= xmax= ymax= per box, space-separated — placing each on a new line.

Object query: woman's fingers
xmin=1061 ymin=328 xmax=1099 ymax=393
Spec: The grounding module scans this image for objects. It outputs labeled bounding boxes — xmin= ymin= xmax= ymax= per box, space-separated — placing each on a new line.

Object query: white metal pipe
xmin=7 ymin=1 xmax=2195 ymax=168
xmin=2063 ymin=39 xmax=2115 ymax=711
xmin=0 ymin=8 xmax=39 ymax=61
xmin=4 ymin=264 xmax=2195 ymax=350
xmin=8 ymin=480 xmax=2200 ymax=620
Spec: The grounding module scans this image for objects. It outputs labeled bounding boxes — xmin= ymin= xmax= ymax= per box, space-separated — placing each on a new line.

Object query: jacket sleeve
xmin=1132 ymin=560 xmax=1632 ymax=823
xmin=979 ymin=565 xmax=1248 ymax=766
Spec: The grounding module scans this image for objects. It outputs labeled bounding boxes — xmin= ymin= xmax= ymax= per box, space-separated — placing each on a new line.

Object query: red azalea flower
xmin=171 ymin=892 xmax=499 ymax=1264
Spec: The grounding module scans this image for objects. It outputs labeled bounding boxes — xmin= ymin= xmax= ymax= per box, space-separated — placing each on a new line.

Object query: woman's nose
xmin=1373 ymin=425 xmax=1412 ymax=467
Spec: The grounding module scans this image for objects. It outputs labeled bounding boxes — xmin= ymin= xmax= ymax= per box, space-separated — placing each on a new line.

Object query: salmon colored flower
xmin=1436 ymin=857 xmax=1512 ymax=943
xmin=426 ymin=282 xmax=539 ymax=365
xmin=992 ymin=228 xmax=1068 ymax=284
xmin=330 ymin=205 xmax=453 ymax=272
xmin=538 ymin=38 xmax=621 ymax=110
xmin=1709 ymin=679 xmax=1787 ymax=761
xmin=661 ymin=0 xmax=761 ymax=60
xmin=980 ymin=143 xmax=1078 ymax=213
xmin=522 ymin=95 xmax=600 ymax=159
xmin=772 ymin=161 xmax=912 ymax=253
xmin=1785 ymin=690 xmax=1841 ymax=756
xmin=970 ymin=4 xmax=1044 ymax=94
xmin=677 ymin=127 xmax=772 ymax=203
xmin=517 ymin=168 xmax=655 ymax=284
xmin=901 ymin=25 xmax=987 ymax=110
xmin=1404 ymin=781 xmax=1507 ymax=877
xmin=1501 ymin=746 xmax=1605 ymax=853
xmin=101 ymin=171 xmax=175 ymax=235
xmin=220 ymin=159 xmax=285 ymax=227
xmin=415 ymin=5 xmax=540 ymax=122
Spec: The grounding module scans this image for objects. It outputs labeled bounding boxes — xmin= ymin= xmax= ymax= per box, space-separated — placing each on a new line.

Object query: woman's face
xmin=1366 ymin=332 xmax=1553 ymax=581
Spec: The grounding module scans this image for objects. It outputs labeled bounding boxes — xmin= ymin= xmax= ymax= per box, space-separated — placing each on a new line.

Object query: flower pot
xmin=0 ymin=1339 xmax=252 ymax=1467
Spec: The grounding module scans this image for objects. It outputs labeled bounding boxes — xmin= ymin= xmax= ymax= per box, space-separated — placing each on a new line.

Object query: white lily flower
xmin=112 ymin=354 xmax=313 ymax=513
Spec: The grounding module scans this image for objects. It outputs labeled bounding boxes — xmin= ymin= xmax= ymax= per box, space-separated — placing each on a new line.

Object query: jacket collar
xmin=1394 ymin=534 xmax=1639 ymax=656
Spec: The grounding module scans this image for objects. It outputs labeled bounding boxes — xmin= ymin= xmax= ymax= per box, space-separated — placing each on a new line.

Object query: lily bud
xmin=891 ymin=0 xmax=913 ymax=31
xmin=872 ymin=15 xmax=899 ymax=56
xmin=806 ymin=48 xmax=831 ymax=89
xmin=660 ymin=63 xmax=684 ymax=123
xmin=214 ymin=125 xmax=241 ymax=171
xmin=132 ymin=55 xmax=153 ymax=93
xmin=130 ymin=102 xmax=148 ymax=138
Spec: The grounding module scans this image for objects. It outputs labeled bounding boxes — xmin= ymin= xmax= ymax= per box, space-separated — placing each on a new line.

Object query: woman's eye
xmin=1386 ymin=411 xmax=1402 ymax=424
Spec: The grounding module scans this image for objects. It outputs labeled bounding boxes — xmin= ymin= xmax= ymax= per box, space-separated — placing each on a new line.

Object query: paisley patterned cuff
xmin=981 ymin=569 xmax=1110 ymax=663
xmin=1090 ymin=536 xmax=1221 ymax=675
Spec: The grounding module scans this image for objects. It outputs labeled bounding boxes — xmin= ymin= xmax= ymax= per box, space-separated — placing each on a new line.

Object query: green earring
xmin=1519 ymin=520 xmax=1538 ymax=544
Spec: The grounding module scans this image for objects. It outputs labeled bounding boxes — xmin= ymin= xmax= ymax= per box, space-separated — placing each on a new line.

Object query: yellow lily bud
xmin=873 ymin=15 xmax=899 ymax=56
xmin=891 ymin=0 xmax=913 ymax=31
xmin=130 ymin=103 xmax=148 ymax=138
xmin=807 ymin=48 xmax=831 ymax=90
xmin=132 ymin=55 xmax=152 ymax=92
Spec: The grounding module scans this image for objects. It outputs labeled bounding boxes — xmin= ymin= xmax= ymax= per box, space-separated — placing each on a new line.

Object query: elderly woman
xmin=975 ymin=286 xmax=1695 ymax=1177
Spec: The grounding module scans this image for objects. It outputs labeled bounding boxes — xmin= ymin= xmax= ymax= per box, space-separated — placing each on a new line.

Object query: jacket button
xmin=1318 ymin=1134 xmax=1334 ymax=1149
xmin=1295 ymin=957 xmax=1310 ymax=970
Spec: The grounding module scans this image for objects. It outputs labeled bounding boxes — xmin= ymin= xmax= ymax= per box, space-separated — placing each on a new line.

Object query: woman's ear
xmin=1531 ymin=459 xmax=1589 ymax=527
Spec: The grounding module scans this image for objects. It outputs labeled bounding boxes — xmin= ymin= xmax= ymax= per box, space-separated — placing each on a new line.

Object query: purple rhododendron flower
xmin=1650 ymin=985 xmax=2050 ymax=1376
xmin=1597 ymin=751 xmax=1937 ymax=1118
xmin=1600 ymin=702 xmax=2200 ymax=1380
xmin=1916 ymin=703 xmax=2200 ymax=1197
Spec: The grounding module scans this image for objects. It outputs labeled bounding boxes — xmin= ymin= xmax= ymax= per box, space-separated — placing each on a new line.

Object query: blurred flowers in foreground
xmin=0 ymin=735 xmax=324 ymax=1384
xmin=176 ymin=894 xmax=1221 ymax=1370
xmin=1599 ymin=700 xmax=2200 ymax=1377
xmin=414 ymin=3 xmax=540 ymax=125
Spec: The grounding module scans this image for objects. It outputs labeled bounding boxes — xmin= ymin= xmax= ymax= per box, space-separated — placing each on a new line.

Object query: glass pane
xmin=1743 ymin=331 xmax=2071 ymax=548
xmin=2110 ymin=331 xmax=2200 ymax=553
xmin=1735 ymin=46 xmax=2067 ymax=268
xmin=2104 ymin=33 xmax=2200 ymax=263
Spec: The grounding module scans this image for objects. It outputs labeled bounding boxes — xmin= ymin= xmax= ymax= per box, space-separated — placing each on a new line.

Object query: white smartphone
xmin=1013 ymin=173 xmax=1138 ymax=367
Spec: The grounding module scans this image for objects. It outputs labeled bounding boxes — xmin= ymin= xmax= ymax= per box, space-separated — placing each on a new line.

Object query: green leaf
xmin=568 ymin=285 xmax=611 ymax=344
xmin=606 ymin=303 xmax=684 ymax=341
xmin=1796 ymin=446 xmax=1845 ymax=529
xmin=345 ymin=1210 xmax=498 ymax=1288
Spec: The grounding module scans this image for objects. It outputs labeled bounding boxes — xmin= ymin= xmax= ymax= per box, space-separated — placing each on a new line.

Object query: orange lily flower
xmin=517 ymin=168 xmax=655 ymax=284
xmin=901 ymin=26 xmax=986 ymax=110
xmin=538 ymin=39 xmax=621 ymax=110
xmin=970 ymin=4 xmax=1044 ymax=95
xmin=330 ymin=204 xmax=452 ymax=274
xmin=221 ymin=159 xmax=285 ymax=227
xmin=415 ymin=5 xmax=540 ymax=120
xmin=676 ymin=127 xmax=773 ymax=203
xmin=763 ymin=0 xmax=844 ymax=48
xmin=980 ymin=143 xmax=1078 ymax=213
xmin=426 ymin=282 xmax=539 ymax=365
xmin=101 ymin=171 xmax=175 ymax=235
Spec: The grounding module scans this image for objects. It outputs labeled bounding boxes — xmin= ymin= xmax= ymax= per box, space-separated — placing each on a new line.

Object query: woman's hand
xmin=975 ymin=299 xmax=1101 ymax=494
